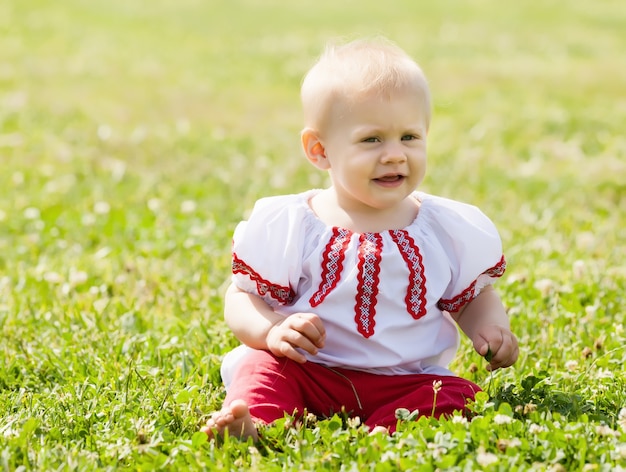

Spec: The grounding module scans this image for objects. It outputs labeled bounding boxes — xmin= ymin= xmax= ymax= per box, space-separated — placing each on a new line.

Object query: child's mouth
xmin=375 ymin=175 xmax=404 ymax=182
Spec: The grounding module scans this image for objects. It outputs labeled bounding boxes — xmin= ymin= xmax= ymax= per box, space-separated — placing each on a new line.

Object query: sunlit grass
xmin=1 ymin=0 xmax=625 ymax=469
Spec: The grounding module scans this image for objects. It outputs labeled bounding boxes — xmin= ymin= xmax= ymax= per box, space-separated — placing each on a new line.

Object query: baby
xmin=202 ymin=37 xmax=519 ymax=441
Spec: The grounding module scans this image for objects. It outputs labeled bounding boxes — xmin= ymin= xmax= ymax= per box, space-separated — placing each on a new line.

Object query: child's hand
xmin=472 ymin=325 xmax=519 ymax=371
xmin=266 ymin=312 xmax=326 ymax=364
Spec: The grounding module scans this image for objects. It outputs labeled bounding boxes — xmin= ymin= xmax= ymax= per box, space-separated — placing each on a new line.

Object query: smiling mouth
xmin=374 ymin=175 xmax=404 ymax=182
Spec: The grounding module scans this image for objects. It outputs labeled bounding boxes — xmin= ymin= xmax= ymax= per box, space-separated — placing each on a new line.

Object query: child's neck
xmin=309 ymin=189 xmax=420 ymax=233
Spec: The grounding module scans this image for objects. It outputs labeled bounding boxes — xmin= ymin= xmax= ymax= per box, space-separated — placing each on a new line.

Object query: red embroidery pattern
xmin=310 ymin=227 xmax=352 ymax=307
xmin=484 ymin=255 xmax=507 ymax=278
xmin=354 ymin=233 xmax=383 ymax=338
xmin=390 ymin=230 xmax=427 ymax=320
xmin=232 ymin=254 xmax=295 ymax=304
xmin=438 ymin=255 xmax=507 ymax=312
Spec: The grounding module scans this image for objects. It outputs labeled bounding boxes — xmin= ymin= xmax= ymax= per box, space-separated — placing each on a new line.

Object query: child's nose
xmin=380 ymin=144 xmax=407 ymax=163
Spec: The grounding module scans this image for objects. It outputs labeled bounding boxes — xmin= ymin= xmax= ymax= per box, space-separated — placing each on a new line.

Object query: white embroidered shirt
xmin=221 ymin=190 xmax=506 ymax=385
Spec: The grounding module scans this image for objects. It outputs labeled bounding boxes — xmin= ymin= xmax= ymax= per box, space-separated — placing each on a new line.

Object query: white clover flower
xmin=346 ymin=416 xmax=361 ymax=428
xmin=493 ymin=414 xmax=513 ymax=425
xmin=115 ymin=274 xmax=128 ymax=285
xmin=380 ymin=451 xmax=398 ymax=462
xmin=69 ymin=269 xmax=88 ymax=286
xmin=496 ymin=438 xmax=522 ymax=452
xmin=548 ymin=464 xmax=567 ymax=472
xmin=2 ymin=426 xmax=18 ymax=438
xmin=529 ymin=423 xmax=546 ymax=434
xmin=43 ymin=272 xmax=63 ymax=284
xmin=93 ymin=201 xmax=111 ymax=215
xmin=106 ymin=158 xmax=126 ymax=182
xmin=452 ymin=415 xmax=468 ymax=425
xmin=93 ymin=298 xmax=109 ymax=314
xmin=476 ymin=451 xmax=498 ymax=467
xmin=595 ymin=369 xmax=614 ymax=380
xmin=506 ymin=273 xmax=527 ymax=284
xmin=572 ymin=260 xmax=586 ymax=279
xmin=565 ymin=360 xmax=579 ymax=372
xmin=93 ymin=247 xmax=111 ymax=259
xmin=12 ymin=172 xmax=24 ymax=185
xmin=0 ymin=209 xmax=6 ymax=222
xmin=427 ymin=443 xmax=445 ymax=460
xmin=147 ymin=198 xmax=161 ymax=212
xmin=23 ymin=207 xmax=41 ymax=220
xmin=596 ymin=424 xmax=617 ymax=437
xmin=180 ymin=200 xmax=197 ymax=214
xmin=534 ymin=278 xmax=555 ymax=297
xmin=97 ymin=124 xmax=112 ymax=141
xmin=576 ymin=231 xmax=596 ymax=250
xmin=81 ymin=213 xmax=96 ymax=226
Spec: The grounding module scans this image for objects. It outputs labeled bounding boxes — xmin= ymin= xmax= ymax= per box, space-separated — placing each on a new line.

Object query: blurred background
xmin=0 ymin=2 xmax=625 ymax=467
xmin=2 ymin=0 xmax=624 ymax=280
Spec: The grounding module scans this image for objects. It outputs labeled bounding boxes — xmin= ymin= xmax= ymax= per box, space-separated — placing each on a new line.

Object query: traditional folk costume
xmin=221 ymin=190 xmax=506 ymax=430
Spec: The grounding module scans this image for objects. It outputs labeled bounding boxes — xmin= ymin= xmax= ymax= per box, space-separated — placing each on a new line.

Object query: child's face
xmin=319 ymin=88 xmax=428 ymax=214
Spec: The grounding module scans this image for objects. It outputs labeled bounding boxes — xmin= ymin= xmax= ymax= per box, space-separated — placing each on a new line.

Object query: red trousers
xmin=225 ymin=350 xmax=480 ymax=431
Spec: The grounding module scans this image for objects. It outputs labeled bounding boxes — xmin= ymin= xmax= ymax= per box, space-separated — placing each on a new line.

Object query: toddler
xmin=202 ymin=37 xmax=519 ymax=441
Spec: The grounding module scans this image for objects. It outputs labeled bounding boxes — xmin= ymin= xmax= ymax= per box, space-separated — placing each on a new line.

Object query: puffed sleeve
xmin=231 ymin=194 xmax=307 ymax=308
xmin=423 ymin=196 xmax=506 ymax=313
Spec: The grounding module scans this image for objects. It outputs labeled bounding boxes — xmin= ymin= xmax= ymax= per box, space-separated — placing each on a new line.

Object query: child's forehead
xmin=304 ymin=81 xmax=430 ymax=132
xmin=301 ymin=89 xmax=426 ymax=141
xmin=331 ymin=87 xmax=429 ymax=121
xmin=331 ymin=81 xmax=429 ymax=115
xmin=345 ymin=80 xmax=427 ymax=102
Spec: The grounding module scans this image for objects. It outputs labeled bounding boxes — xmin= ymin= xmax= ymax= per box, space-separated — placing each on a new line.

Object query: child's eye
xmin=362 ymin=137 xmax=380 ymax=143
xmin=401 ymin=134 xmax=419 ymax=141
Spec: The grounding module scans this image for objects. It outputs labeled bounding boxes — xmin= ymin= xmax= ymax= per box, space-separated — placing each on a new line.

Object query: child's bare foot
xmin=201 ymin=399 xmax=259 ymax=442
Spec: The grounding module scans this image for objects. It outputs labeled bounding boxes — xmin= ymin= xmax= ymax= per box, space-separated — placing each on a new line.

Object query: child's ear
xmin=301 ymin=128 xmax=330 ymax=170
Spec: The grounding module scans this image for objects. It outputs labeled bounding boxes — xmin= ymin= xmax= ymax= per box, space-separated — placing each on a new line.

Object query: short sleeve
xmin=421 ymin=196 xmax=506 ymax=313
xmin=231 ymin=195 xmax=308 ymax=308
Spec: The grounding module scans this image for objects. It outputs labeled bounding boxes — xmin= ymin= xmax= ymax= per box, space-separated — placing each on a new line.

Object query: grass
xmin=1 ymin=0 xmax=625 ymax=469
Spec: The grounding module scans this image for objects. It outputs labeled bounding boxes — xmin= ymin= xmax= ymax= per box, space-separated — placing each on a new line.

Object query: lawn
xmin=1 ymin=0 xmax=625 ymax=469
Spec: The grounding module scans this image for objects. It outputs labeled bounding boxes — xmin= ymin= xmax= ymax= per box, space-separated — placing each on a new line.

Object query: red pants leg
xmin=224 ymin=350 xmax=365 ymax=424
xmin=345 ymin=370 xmax=480 ymax=431
xmin=225 ymin=350 xmax=480 ymax=431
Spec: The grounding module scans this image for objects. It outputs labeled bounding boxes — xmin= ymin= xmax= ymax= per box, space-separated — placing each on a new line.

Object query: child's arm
xmin=450 ymin=285 xmax=519 ymax=371
xmin=223 ymin=283 xmax=326 ymax=364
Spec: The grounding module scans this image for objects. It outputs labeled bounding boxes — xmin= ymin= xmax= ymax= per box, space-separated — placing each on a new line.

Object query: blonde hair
xmin=301 ymin=37 xmax=431 ymax=130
